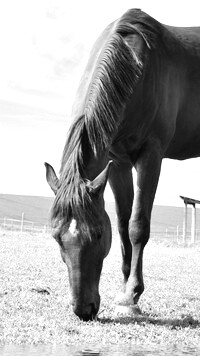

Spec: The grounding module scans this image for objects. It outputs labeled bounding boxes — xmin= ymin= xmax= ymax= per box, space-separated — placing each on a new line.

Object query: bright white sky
xmin=1 ymin=0 xmax=200 ymax=206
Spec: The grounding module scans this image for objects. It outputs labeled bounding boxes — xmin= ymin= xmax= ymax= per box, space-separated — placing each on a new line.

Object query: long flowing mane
xmin=51 ymin=9 xmax=162 ymax=231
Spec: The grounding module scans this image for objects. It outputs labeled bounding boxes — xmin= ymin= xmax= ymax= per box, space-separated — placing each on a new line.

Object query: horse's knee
xmin=117 ymin=216 xmax=129 ymax=233
xmin=129 ymin=216 xmax=150 ymax=246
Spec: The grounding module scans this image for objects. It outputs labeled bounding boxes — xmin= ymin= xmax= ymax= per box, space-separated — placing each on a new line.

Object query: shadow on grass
xmin=99 ymin=314 xmax=200 ymax=329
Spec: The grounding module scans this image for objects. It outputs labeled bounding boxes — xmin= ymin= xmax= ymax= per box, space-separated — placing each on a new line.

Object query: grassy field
xmin=1 ymin=230 xmax=200 ymax=347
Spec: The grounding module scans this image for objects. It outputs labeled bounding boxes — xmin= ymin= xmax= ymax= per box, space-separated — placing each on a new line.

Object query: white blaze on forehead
xmin=68 ymin=219 xmax=78 ymax=235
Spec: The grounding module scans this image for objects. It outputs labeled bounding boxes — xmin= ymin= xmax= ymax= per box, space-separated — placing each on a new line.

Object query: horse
xmin=45 ymin=8 xmax=200 ymax=321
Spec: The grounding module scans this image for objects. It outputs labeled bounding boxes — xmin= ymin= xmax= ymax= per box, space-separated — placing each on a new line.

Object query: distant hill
xmin=0 ymin=194 xmax=53 ymax=225
xmin=1 ymin=193 xmax=200 ymax=233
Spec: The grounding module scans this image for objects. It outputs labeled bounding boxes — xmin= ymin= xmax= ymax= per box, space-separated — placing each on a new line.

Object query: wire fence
xmin=110 ymin=221 xmax=200 ymax=244
xmin=0 ymin=216 xmax=51 ymax=234
xmin=150 ymin=226 xmax=200 ymax=244
xmin=1 ymin=215 xmax=200 ymax=244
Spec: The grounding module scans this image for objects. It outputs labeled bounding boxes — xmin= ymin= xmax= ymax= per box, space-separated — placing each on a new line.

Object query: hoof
xmin=114 ymin=304 xmax=141 ymax=317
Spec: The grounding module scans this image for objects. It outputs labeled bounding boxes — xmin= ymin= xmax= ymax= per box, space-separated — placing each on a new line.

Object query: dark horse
xmin=45 ymin=9 xmax=200 ymax=320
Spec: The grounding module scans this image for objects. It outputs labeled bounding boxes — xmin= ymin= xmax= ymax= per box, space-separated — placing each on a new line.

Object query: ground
xmin=1 ymin=230 xmax=200 ymax=347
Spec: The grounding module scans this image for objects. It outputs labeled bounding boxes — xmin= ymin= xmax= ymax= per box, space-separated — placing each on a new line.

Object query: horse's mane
xmin=51 ymin=9 xmax=166 ymax=234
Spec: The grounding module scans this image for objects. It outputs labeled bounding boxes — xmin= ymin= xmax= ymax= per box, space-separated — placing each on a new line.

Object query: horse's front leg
xmin=109 ymin=163 xmax=134 ymax=286
xmin=115 ymin=140 xmax=162 ymax=314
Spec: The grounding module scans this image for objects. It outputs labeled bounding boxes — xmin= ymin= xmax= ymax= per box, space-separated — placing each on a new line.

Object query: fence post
xmin=176 ymin=225 xmax=179 ymax=243
xmin=3 ymin=217 xmax=6 ymax=231
xmin=191 ymin=204 xmax=196 ymax=244
xmin=183 ymin=203 xmax=188 ymax=244
xmin=20 ymin=212 xmax=24 ymax=233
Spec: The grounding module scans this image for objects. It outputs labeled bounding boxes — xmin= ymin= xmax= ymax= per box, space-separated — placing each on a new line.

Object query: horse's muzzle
xmin=71 ymin=296 xmax=100 ymax=321
xmin=73 ymin=303 xmax=98 ymax=321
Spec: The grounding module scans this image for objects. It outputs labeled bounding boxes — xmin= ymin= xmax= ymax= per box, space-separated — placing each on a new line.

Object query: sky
xmin=1 ymin=0 xmax=200 ymax=206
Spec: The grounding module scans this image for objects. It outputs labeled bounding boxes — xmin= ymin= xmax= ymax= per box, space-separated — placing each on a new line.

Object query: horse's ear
xmin=44 ymin=162 xmax=59 ymax=195
xmin=88 ymin=161 xmax=113 ymax=196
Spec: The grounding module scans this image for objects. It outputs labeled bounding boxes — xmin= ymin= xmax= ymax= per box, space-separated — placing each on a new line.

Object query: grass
xmin=1 ymin=230 xmax=200 ymax=346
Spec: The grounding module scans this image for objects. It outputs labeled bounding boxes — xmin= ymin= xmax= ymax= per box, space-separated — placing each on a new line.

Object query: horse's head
xmin=45 ymin=162 xmax=112 ymax=321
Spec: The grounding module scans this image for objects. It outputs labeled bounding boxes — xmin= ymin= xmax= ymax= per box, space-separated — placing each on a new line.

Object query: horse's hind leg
xmin=115 ymin=140 xmax=162 ymax=312
xmin=109 ymin=164 xmax=134 ymax=286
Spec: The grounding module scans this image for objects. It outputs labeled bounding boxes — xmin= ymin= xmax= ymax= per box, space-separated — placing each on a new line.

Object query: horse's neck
xmin=82 ymin=152 xmax=109 ymax=181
